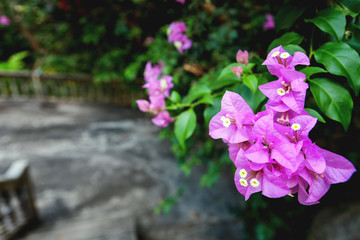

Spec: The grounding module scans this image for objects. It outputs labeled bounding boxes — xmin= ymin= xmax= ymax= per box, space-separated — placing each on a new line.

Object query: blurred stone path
xmin=0 ymin=99 xmax=243 ymax=240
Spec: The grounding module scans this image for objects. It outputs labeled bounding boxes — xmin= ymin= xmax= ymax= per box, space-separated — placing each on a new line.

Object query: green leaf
xmin=182 ymin=83 xmax=211 ymax=104
xmin=283 ymin=45 xmax=306 ymax=55
xmin=174 ymin=108 xmax=197 ymax=149
xmin=309 ymin=78 xmax=353 ymax=131
xmin=210 ymin=63 xmax=242 ymax=91
xmin=217 ymin=63 xmax=242 ymax=80
xmin=305 ymin=8 xmax=346 ymax=41
xmin=267 ymin=32 xmax=304 ymax=52
xmin=210 ymin=78 xmax=240 ymax=91
xmin=300 ymin=67 xmax=327 ymax=79
xmin=304 ymin=108 xmax=326 ymax=123
xmin=243 ymin=75 xmax=258 ymax=93
xmin=314 ymin=42 xmax=360 ymax=95
xmin=275 ymin=5 xmax=305 ymax=31
xmin=170 ymin=91 xmax=181 ymax=103
xmin=340 ymin=0 xmax=360 ymax=15
xmin=204 ymin=98 xmax=221 ymax=126
xmin=231 ymin=76 xmax=267 ymax=112
xmin=196 ymin=94 xmax=214 ymax=105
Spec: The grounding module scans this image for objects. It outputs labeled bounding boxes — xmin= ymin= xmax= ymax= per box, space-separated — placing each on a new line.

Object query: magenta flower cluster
xmin=136 ymin=61 xmax=174 ymax=127
xmin=167 ymin=22 xmax=192 ymax=54
xmin=263 ymin=14 xmax=275 ymax=31
xmin=209 ymin=46 xmax=356 ymax=205
xmin=175 ymin=0 xmax=186 ymax=4
xmin=0 ymin=15 xmax=10 ymax=26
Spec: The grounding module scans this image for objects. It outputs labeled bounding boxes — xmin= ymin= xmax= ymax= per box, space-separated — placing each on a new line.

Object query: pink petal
xmin=151 ymin=111 xmax=173 ymax=127
xmin=306 ymin=176 xmax=330 ymax=203
xmin=290 ymin=51 xmax=310 ymax=67
xmin=136 ymin=99 xmax=150 ymax=112
xmin=316 ymin=147 xmax=356 ymax=184
xmin=245 ymin=142 xmax=270 ymax=164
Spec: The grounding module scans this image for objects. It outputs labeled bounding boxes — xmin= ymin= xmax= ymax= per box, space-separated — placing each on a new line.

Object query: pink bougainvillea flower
xmin=0 ymin=15 xmax=10 ymax=26
xmin=209 ymin=45 xmax=357 ymax=204
xmin=263 ymin=45 xmax=310 ymax=77
xmin=275 ymin=114 xmax=317 ymax=143
xmin=145 ymin=75 xmax=174 ymax=97
xmin=168 ymin=22 xmax=187 ymax=42
xmin=175 ymin=0 xmax=186 ymax=4
xmin=148 ymin=95 xmax=166 ymax=115
xmin=231 ymin=66 xmax=244 ymax=79
xmin=263 ymin=14 xmax=275 ymax=31
xmin=295 ymin=145 xmax=356 ymax=205
xmin=236 ymin=50 xmax=249 ymax=65
xmin=259 ymin=70 xmax=308 ymax=113
xmin=152 ymin=111 xmax=174 ymax=127
xmin=245 ymin=114 xmax=301 ymax=172
xmin=209 ymin=91 xmax=255 ymax=143
xmin=144 ymin=61 xmax=164 ymax=82
xmin=136 ymin=99 xmax=150 ymax=113
xmin=167 ymin=22 xmax=192 ymax=54
xmin=136 ymin=95 xmax=165 ymax=115
xmin=234 ymin=161 xmax=263 ymax=200
xmin=317 ymin=146 xmax=356 ymax=185
xmin=173 ymin=34 xmax=192 ymax=54
xmin=234 ymin=156 xmax=291 ymax=200
xmin=261 ymin=164 xmax=292 ymax=198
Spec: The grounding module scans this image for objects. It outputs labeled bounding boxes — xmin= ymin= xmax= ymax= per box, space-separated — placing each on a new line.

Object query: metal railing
xmin=0 ymin=70 xmax=145 ymax=106
xmin=0 ymin=161 xmax=38 ymax=240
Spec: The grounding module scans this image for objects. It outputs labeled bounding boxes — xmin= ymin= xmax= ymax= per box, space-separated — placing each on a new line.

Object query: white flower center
xmin=291 ymin=123 xmax=301 ymax=131
xmin=250 ymin=178 xmax=260 ymax=187
xmin=271 ymin=51 xmax=280 ymax=57
xmin=160 ymin=79 xmax=168 ymax=90
xmin=277 ymin=88 xmax=286 ymax=96
xmin=239 ymin=169 xmax=248 ymax=178
xmin=174 ymin=41 xmax=182 ymax=49
xmin=222 ymin=117 xmax=231 ymax=128
xmin=280 ymin=52 xmax=290 ymax=59
xmin=240 ymin=178 xmax=248 ymax=187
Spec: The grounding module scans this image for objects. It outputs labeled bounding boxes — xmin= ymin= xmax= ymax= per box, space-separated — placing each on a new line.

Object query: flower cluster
xmin=209 ymin=46 xmax=356 ymax=205
xmin=231 ymin=49 xmax=249 ymax=78
xmin=0 ymin=15 xmax=10 ymax=26
xmin=175 ymin=0 xmax=186 ymax=4
xmin=167 ymin=22 xmax=192 ymax=54
xmin=136 ymin=61 xmax=174 ymax=127
xmin=263 ymin=14 xmax=275 ymax=31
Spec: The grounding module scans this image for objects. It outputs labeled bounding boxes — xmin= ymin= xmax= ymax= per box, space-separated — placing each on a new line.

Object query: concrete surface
xmin=0 ymin=99 xmax=243 ymax=240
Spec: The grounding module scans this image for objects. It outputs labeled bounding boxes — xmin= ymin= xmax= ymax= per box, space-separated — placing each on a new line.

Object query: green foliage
xmin=304 ymin=108 xmax=326 ymax=123
xmin=0 ymin=51 xmax=28 ymax=70
xmin=275 ymin=3 xmax=305 ymax=31
xmin=243 ymin=74 xmax=258 ymax=93
xmin=309 ymin=78 xmax=353 ymax=131
xmin=267 ymin=32 xmax=304 ymax=52
xmin=300 ymin=66 xmax=328 ymax=79
xmin=154 ymin=186 xmax=185 ymax=215
xmin=174 ymin=108 xmax=197 ymax=149
xmin=314 ymin=42 xmax=360 ymax=95
xmin=305 ymin=8 xmax=346 ymax=41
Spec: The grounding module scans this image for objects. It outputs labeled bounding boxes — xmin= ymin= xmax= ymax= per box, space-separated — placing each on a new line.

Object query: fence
xmin=0 ymin=161 xmax=38 ymax=240
xmin=0 ymin=70 xmax=145 ymax=106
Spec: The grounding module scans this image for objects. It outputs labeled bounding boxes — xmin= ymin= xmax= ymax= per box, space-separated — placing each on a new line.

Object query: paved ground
xmin=0 ymin=99 xmax=243 ymax=240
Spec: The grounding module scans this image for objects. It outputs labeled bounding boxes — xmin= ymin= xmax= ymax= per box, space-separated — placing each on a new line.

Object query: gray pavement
xmin=0 ymin=99 xmax=243 ymax=240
